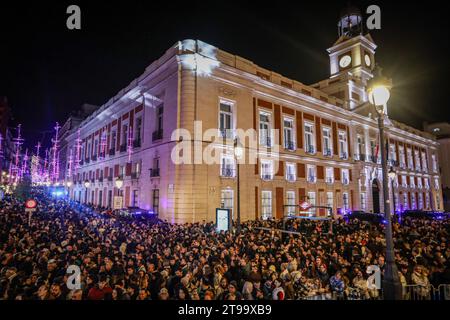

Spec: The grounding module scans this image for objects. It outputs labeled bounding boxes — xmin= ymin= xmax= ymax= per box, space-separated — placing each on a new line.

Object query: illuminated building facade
xmin=66 ymin=12 xmax=444 ymax=223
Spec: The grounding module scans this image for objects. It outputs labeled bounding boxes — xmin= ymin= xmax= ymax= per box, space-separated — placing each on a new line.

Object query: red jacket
xmin=87 ymin=286 xmax=113 ymax=300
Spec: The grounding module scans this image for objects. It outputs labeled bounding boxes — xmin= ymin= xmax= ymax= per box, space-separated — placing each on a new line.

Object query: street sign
xmin=25 ymin=199 xmax=37 ymax=209
xmin=113 ymin=196 xmax=123 ymax=210
xmin=299 ymin=201 xmax=312 ymax=211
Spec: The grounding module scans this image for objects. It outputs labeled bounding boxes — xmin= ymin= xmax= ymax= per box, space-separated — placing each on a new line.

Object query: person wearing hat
xmin=158 ymin=287 xmax=169 ymax=300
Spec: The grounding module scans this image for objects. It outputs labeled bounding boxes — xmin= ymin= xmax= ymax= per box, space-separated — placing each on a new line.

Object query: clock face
xmin=364 ymin=54 xmax=371 ymax=67
xmin=339 ymin=55 xmax=352 ymax=68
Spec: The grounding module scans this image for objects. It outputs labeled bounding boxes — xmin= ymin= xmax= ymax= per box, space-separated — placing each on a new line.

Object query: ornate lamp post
xmin=368 ymin=66 xmax=402 ymax=300
xmin=234 ymin=138 xmax=244 ymax=234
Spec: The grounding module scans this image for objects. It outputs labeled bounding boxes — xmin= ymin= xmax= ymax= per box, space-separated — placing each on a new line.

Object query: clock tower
xmin=315 ymin=6 xmax=378 ymax=110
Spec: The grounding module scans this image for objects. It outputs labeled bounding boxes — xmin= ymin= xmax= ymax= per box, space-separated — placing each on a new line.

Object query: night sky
xmin=1 ymin=0 xmax=448 ymax=150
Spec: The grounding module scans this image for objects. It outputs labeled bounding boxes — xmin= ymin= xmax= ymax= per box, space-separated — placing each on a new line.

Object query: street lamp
xmin=234 ymin=138 xmax=244 ymax=235
xmin=66 ymin=181 xmax=73 ymax=188
xmin=84 ymin=181 xmax=90 ymax=188
xmin=368 ymin=66 xmax=402 ymax=300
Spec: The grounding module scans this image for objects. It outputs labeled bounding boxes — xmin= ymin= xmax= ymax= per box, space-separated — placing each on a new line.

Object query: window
xmin=410 ymin=176 xmax=415 ymax=189
xmin=326 ymin=192 xmax=334 ymax=210
xmin=370 ymin=140 xmax=376 ymax=158
xmin=402 ymin=176 xmax=407 ymax=188
xmin=343 ymin=193 xmax=349 ymax=211
xmin=110 ymin=131 xmax=117 ymax=151
xmin=93 ymin=140 xmax=98 ymax=158
xmin=120 ymin=165 xmax=126 ymax=177
xmin=322 ymin=127 xmax=332 ymax=156
xmin=418 ymin=193 xmax=423 ymax=210
xmin=434 ymin=177 xmax=440 ymax=190
xmin=389 ymin=143 xmax=397 ymax=162
xmin=156 ymin=105 xmax=164 ymax=132
xmin=425 ymin=192 xmax=430 ymax=209
xmin=325 ymin=167 xmax=334 ymax=184
xmin=308 ymin=192 xmax=316 ymax=215
xmin=338 ymin=130 xmax=348 ymax=159
xmin=356 ymin=135 xmax=365 ymax=160
xmin=398 ymin=146 xmax=406 ymax=168
xmin=307 ymin=165 xmax=316 ymax=183
xmin=261 ymin=191 xmax=272 ymax=220
xmin=424 ymin=178 xmax=430 ymax=189
xmin=414 ymin=177 xmax=421 ymax=189
xmin=135 ymin=117 xmax=142 ymax=144
xmin=286 ymin=163 xmax=296 ymax=182
xmin=342 ymin=169 xmax=349 ymax=185
xmin=151 ymin=158 xmax=160 ymax=177
xmin=421 ymin=152 xmax=428 ymax=171
xmin=220 ymin=155 xmax=235 ymax=178
xmin=98 ymin=190 xmax=103 ymax=207
xmin=122 ymin=124 xmax=128 ymax=146
xmin=286 ymin=191 xmax=296 ymax=216
xmin=394 ymin=193 xmax=399 ymax=212
xmin=284 ymin=118 xmax=295 ymax=150
xmin=414 ymin=150 xmax=421 ymax=171
xmin=436 ymin=193 xmax=441 ymax=210
xmin=132 ymin=190 xmax=139 ymax=207
xmin=304 ymin=122 xmax=315 ymax=154
xmin=403 ymin=193 xmax=409 ymax=210
xmin=152 ymin=189 xmax=159 ymax=214
xmin=259 ymin=112 xmax=271 ymax=147
xmin=360 ymin=193 xmax=366 ymax=211
xmin=261 ymin=160 xmax=274 ymax=180
xmin=407 ymin=148 xmax=413 ymax=170
xmin=221 ymin=190 xmax=234 ymax=214
xmin=431 ymin=154 xmax=438 ymax=173
xmin=219 ymin=102 xmax=233 ymax=139
xmin=86 ymin=143 xmax=91 ymax=159
xmin=411 ymin=193 xmax=416 ymax=210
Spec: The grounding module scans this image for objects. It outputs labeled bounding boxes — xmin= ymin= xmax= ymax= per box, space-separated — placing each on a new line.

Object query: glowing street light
xmin=84 ymin=181 xmax=90 ymax=188
xmin=66 ymin=181 xmax=73 ymax=188
xmin=115 ymin=178 xmax=123 ymax=190
xmin=368 ymin=65 xmax=401 ymax=300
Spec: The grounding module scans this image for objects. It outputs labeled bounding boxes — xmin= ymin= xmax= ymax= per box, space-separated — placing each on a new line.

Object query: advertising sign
xmin=216 ymin=208 xmax=231 ymax=232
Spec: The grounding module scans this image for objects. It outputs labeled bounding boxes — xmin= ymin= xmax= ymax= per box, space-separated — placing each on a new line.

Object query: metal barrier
xmin=298 ymin=284 xmax=450 ymax=300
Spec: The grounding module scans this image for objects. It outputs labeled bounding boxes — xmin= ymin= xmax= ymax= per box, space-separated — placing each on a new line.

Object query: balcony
xmin=133 ymin=139 xmax=141 ymax=148
xmin=120 ymin=144 xmax=127 ymax=153
xmin=284 ymin=141 xmax=296 ymax=151
xmin=370 ymin=155 xmax=378 ymax=164
xmin=150 ymin=168 xmax=160 ymax=177
xmin=325 ymin=177 xmax=334 ymax=184
xmin=108 ymin=149 xmax=115 ymax=156
xmin=305 ymin=145 xmax=315 ymax=155
xmin=131 ymin=172 xmax=140 ymax=179
xmin=339 ymin=152 xmax=348 ymax=160
xmin=152 ymin=129 xmax=163 ymax=142
xmin=107 ymin=176 xmax=113 ymax=182
xmin=388 ymin=159 xmax=399 ymax=167
xmin=79 ymin=160 xmax=84 ymax=166
xmin=354 ymin=153 xmax=366 ymax=161
xmin=323 ymin=149 xmax=332 ymax=157
xmin=342 ymin=178 xmax=349 ymax=185
xmin=220 ymin=167 xmax=236 ymax=178
xmin=307 ymin=175 xmax=316 ymax=183
xmin=91 ymin=155 xmax=97 ymax=162
xmin=286 ymin=174 xmax=296 ymax=182
xmin=219 ymin=128 xmax=234 ymax=140
xmin=261 ymin=174 xmax=273 ymax=181
xmin=85 ymin=158 xmax=90 ymax=164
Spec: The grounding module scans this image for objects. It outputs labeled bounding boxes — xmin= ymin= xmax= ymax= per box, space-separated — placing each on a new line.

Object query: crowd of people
xmin=0 ymin=189 xmax=449 ymax=300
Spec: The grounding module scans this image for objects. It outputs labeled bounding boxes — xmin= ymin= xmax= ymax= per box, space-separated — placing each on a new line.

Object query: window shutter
xmin=297 ymin=163 xmax=306 ymax=178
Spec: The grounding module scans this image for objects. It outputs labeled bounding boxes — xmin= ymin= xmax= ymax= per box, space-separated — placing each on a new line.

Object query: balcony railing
xmin=354 ymin=153 xmax=366 ymax=161
xmin=219 ymin=128 xmax=234 ymax=140
xmin=152 ymin=129 xmax=163 ymax=142
xmin=325 ymin=177 xmax=334 ymax=184
xmin=342 ymin=178 xmax=349 ymax=185
xmin=284 ymin=141 xmax=296 ymax=151
xmin=133 ymin=139 xmax=141 ymax=148
xmin=108 ymin=148 xmax=115 ymax=156
xmin=307 ymin=175 xmax=316 ymax=183
xmin=79 ymin=160 xmax=84 ymax=166
xmin=323 ymin=149 xmax=332 ymax=157
xmin=131 ymin=172 xmax=140 ymax=179
xmin=286 ymin=174 xmax=296 ymax=182
xmin=119 ymin=144 xmax=127 ymax=153
xmin=340 ymin=152 xmax=348 ymax=160
xmin=91 ymin=155 xmax=97 ymax=162
xmin=370 ymin=155 xmax=378 ymax=164
xmin=261 ymin=174 xmax=273 ymax=181
xmin=85 ymin=158 xmax=90 ymax=164
xmin=150 ymin=168 xmax=160 ymax=177
xmin=388 ymin=159 xmax=399 ymax=167
xmin=107 ymin=176 xmax=113 ymax=182
xmin=305 ymin=145 xmax=315 ymax=155
xmin=220 ymin=167 xmax=236 ymax=178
